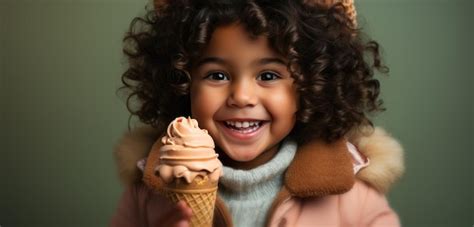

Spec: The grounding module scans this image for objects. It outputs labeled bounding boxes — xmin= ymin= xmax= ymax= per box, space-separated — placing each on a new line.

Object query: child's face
xmin=190 ymin=23 xmax=298 ymax=167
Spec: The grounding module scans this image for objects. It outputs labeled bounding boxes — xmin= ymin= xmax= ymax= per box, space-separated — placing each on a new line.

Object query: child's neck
xmin=218 ymin=143 xmax=281 ymax=170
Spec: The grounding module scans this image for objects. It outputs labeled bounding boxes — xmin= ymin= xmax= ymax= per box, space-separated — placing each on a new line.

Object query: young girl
xmin=111 ymin=0 xmax=404 ymax=226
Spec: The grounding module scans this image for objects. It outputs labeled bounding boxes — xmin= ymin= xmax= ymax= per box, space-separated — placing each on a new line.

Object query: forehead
xmin=199 ymin=23 xmax=282 ymax=60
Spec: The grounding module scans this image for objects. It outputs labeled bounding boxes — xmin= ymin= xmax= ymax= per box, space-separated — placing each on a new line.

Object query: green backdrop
xmin=1 ymin=0 xmax=472 ymax=226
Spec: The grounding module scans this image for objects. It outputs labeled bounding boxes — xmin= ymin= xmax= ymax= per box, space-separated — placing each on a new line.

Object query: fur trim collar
xmin=113 ymin=126 xmax=404 ymax=193
xmin=348 ymin=127 xmax=405 ymax=192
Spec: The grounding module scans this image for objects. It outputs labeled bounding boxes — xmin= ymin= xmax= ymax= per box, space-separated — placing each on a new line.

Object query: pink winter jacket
xmin=110 ymin=126 xmax=404 ymax=227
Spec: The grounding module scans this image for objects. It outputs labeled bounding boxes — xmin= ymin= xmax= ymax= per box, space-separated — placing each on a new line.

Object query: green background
xmin=1 ymin=0 xmax=472 ymax=226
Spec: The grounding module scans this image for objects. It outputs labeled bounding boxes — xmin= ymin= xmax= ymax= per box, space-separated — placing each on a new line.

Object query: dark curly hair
xmin=119 ymin=0 xmax=388 ymax=145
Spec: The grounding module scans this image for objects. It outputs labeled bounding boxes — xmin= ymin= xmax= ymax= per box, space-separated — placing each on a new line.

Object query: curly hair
xmin=119 ymin=0 xmax=388 ymax=144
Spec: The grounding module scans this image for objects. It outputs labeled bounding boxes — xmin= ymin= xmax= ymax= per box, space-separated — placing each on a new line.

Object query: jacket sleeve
xmin=109 ymin=184 xmax=145 ymax=227
xmin=360 ymin=183 xmax=401 ymax=227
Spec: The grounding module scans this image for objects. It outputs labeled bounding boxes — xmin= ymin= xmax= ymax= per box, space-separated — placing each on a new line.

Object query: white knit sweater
xmin=218 ymin=140 xmax=297 ymax=227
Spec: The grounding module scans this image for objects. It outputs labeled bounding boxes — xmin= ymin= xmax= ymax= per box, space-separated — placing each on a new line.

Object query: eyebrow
xmin=194 ymin=56 xmax=287 ymax=68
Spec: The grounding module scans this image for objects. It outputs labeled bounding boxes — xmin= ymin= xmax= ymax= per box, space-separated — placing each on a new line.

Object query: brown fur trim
xmin=113 ymin=125 xmax=160 ymax=186
xmin=349 ymin=127 xmax=405 ymax=192
xmin=285 ymin=139 xmax=355 ymax=197
xmin=142 ymin=139 xmax=165 ymax=191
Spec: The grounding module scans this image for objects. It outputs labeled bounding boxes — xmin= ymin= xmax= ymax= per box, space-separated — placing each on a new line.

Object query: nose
xmin=227 ymin=79 xmax=258 ymax=108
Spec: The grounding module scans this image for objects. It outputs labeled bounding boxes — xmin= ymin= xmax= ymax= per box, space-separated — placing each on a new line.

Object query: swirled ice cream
xmin=157 ymin=117 xmax=222 ymax=184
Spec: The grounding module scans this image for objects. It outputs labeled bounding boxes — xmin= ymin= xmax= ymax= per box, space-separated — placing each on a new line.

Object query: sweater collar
xmin=219 ymin=140 xmax=297 ymax=193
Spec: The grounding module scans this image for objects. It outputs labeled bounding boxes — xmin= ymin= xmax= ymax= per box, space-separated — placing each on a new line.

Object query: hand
xmin=159 ymin=201 xmax=193 ymax=227
xmin=110 ymin=183 xmax=193 ymax=227
xmin=147 ymin=196 xmax=193 ymax=227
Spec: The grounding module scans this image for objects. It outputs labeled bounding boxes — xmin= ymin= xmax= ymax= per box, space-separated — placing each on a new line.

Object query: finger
xmin=176 ymin=201 xmax=193 ymax=219
xmin=174 ymin=220 xmax=190 ymax=227
xmin=151 ymin=201 xmax=181 ymax=225
xmin=159 ymin=201 xmax=192 ymax=226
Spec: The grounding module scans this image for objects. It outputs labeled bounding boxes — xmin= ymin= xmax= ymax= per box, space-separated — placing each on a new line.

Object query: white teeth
xmin=225 ymin=121 xmax=261 ymax=129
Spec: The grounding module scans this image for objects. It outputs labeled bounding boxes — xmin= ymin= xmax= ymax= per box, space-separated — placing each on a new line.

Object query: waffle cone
xmin=161 ymin=175 xmax=217 ymax=227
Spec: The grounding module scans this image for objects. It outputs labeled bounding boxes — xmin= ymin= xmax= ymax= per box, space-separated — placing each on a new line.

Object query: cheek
xmin=264 ymin=86 xmax=299 ymax=132
xmin=190 ymin=85 xmax=221 ymax=126
xmin=190 ymin=86 xmax=207 ymax=119
xmin=268 ymin=86 xmax=298 ymax=117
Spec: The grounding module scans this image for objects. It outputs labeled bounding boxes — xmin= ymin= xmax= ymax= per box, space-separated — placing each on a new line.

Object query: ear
xmin=302 ymin=0 xmax=357 ymax=28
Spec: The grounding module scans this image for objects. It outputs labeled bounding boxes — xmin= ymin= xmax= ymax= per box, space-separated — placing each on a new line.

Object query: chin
xmin=230 ymin=154 xmax=258 ymax=162
xmin=225 ymin=150 xmax=258 ymax=162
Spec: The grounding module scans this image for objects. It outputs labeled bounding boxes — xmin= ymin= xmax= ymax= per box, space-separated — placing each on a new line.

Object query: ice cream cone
xmin=151 ymin=117 xmax=223 ymax=227
xmin=161 ymin=176 xmax=217 ymax=227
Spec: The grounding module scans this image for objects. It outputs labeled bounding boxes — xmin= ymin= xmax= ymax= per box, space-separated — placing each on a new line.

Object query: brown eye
xmin=258 ymin=72 xmax=280 ymax=81
xmin=205 ymin=72 xmax=229 ymax=81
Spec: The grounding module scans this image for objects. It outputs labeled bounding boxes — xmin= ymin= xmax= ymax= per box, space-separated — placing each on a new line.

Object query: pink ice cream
xmin=156 ymin=117 xmax=222 ymax=184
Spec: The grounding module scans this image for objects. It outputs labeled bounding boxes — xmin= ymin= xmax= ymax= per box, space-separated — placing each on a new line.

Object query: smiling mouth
xmin=223 ymin=120 xmax=265 ymax=134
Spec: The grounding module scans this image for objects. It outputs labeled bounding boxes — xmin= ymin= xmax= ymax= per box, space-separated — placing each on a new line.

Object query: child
xmin=111 ymin=0 xmax=405 ymax=226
